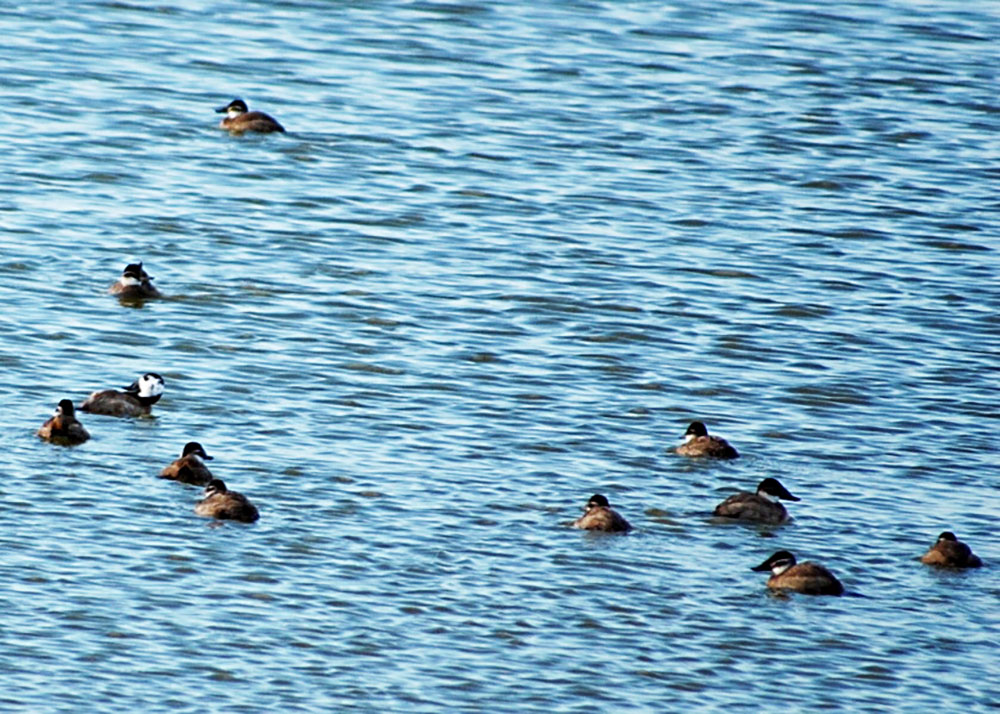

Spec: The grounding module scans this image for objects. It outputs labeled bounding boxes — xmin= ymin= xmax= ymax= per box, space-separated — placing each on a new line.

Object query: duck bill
xmin=782 ymin=489 xmax=801 ymax=502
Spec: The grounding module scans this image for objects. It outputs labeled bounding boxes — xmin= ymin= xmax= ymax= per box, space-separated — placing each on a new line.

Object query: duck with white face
xmin=79 ymin=372 xmax=165 ymax=417
xmin=37 ymin=399 xmax=90 ymax=445
xmin=751 ymin=550 xmax=844 ymax=596
xmin=109 ymin=262 xmax=161 ymax=300
xmin=215 ymin=98 xmax=285 ymax=134
xmin=713 ymin=478 xmax=800 ymax=524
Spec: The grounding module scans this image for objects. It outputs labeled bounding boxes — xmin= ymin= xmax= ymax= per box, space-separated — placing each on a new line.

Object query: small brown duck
xmin=79 ymin=372 xmax=164 ymax=417
xmin=37 ymin=399 xmax=90 ymax=445
xmin=109 ymin=262 xmax=161 ymax=300
xmin=751 ymin=550 xmax=843 ymax=596
xmin=713 ymin=477 xmax=800 ymax=524
xmin=572 ymin=493 xmax=631 ymax=533
xmin=920 ymin=532 xmax=982 ymax=568
xmin=216 ymin=98 xmax=285 ymax=134
xmin=160 ymin=442 xmax=214 ymax=485
xmin=676 ymin=421 xmax=739 ymax=459
xmin=195 ymin=479 xmax=259 ymax=523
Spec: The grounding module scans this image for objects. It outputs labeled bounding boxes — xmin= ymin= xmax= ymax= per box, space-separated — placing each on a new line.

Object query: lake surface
xmin=1 ymin=1 xmax=998 ymax=711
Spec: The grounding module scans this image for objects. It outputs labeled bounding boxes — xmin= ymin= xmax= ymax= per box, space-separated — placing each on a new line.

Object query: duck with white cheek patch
xmin=751 ymin=550 xmax=844 ymax=596
xmin=109 ymin=262 xmax=161 ymax=300
xmin=80 ymin=372 xmax=165 ymax=417
xmin=215 ymin=98 xmax=285 ymax=134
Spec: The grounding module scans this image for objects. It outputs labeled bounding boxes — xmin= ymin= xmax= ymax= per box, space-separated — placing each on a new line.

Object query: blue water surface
xmin=1 ymin=1 xmax=997 ymax=711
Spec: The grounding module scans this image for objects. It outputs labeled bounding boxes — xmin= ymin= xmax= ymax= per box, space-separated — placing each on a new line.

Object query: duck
xmin=37 ymin=399 xmax=90 ymax=445
xmin=751 ymin=550 xmax=843 ymax=596
xmin=215 ymin=98 xmax=285 ymax=134
xmin=195 ymin=479 xmax=260 ymax=523
xmin=675 ymin=421 xmax=739 ymax=459
xmin=572 ymin=493 xmax=631 ymax=533
xmin=713 ymin=477 xmax=800 ymax=524
xmin=920 ymin=532 xmax=983 ymax=568
xmin=160 ymin=441 xmax=214 ymax=485
xmin=79 ymin=372 xmax=165 ymax=417
xmin=109 ymin=262 xmax=161 ymax=300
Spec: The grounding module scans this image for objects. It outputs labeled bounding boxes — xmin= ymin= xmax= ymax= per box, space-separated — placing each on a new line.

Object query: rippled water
xmin=2 ymin=1 xmax=998 ymax=711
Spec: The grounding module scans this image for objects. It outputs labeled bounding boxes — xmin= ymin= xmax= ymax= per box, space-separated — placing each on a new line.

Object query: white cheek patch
xmin=138 ymin=375 xmax=165 ymax=398
xmin=121 ymin=275 xmax=142 ymax=287
xmin=684 ymin=433 xmax=696 ymax=444
xmin=228 ymin=108 xmax=243 ymax=118
xmin=760 ymin=491 xmax=779 ymax=504
xmin=772 ymin=562 xmax=792 ymax=576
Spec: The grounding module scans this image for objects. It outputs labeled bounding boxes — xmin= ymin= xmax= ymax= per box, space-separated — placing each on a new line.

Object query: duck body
xmin=109 ymin=262 xmax=161 ymax=299
xmin=160 ymin=441 xmax=214 ymax=485
xmin=676 ymin=421 xmax=739 ymax=459
xmin=752 ymin=550 xmax=843 ymax=596
xmin=921 ymin=532 xmax=982 ymax=568
xmin=713 ymin=478 xmax=799 ymax=524
xmin=572 ymin=494 xmax=631 ymax=533
xmin=37 ymin=399 xmax=90 ymax=445
xmin=195 ymin=479 xmax=259 ymax=523
xmin=80 ymin=373 xmax=164 ymax=417
xmin=216 ymin=98 xmax=285 ymax=134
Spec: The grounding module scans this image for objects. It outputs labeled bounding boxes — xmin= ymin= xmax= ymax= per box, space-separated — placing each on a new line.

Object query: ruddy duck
xmin=216 ymin=98 xmax=285 ymax=134
xmin=195 ymin=479 xmax=260 ymax=523
xmin=920 ymin=532 xmax=982 ymax=568
xmin=80 ymin=372 xmax=165 ymax=417
xmin=676 ymin=421 xmax=739 ymax=459
xmin=37 ymin=399 xmax=90 ymax=445
xmin=713 ymin=477 xmax=800 ymax=524
xmin=160 ymin=441 xmax=214 ymax=485
xmin=751 ymin=550 xmax=844 ymax=596
xmin=572 ymin=493 xmax=631 ymax=533
xmin=109 ymin=262 xmax=161 ymax=300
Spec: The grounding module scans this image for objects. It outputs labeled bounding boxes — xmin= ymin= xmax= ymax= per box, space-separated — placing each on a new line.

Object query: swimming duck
xmin=160 ymin=441 xmax=214 ymax=485
xmin=37 ymin=399 xmax=90 ymax=445
xmin=572 ymin=493 xmax=631 ymax=533
xmin=676 ymin=421 xmax=739 ymax=459
xmin=195 ymin=479 xmax=259 ymax=523
xmin=751 ymin=550 xmax=843 ymax=596
xmin=920 ymin=532 xmax=982 ymax=568
xmin=713 ymin=477 xmax=800 ymax=524
xmin=79 ymin=372 xmax=165 ymax=417
xmin=216 ymin=98 xmax=285 ymax=134
xmin=109 ymin=262 xmax=161 ymax=300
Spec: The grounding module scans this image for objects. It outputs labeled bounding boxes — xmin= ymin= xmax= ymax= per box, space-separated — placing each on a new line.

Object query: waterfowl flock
xmin=34 ymin=101 xmax=282 ymax=521
xmin=34 ymin=101 xmax=986 ymax=581
xmin=38 ymin=344 xmax=256 ymax=522
xmin=573 ymin=420 xmax=984 ymax=595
